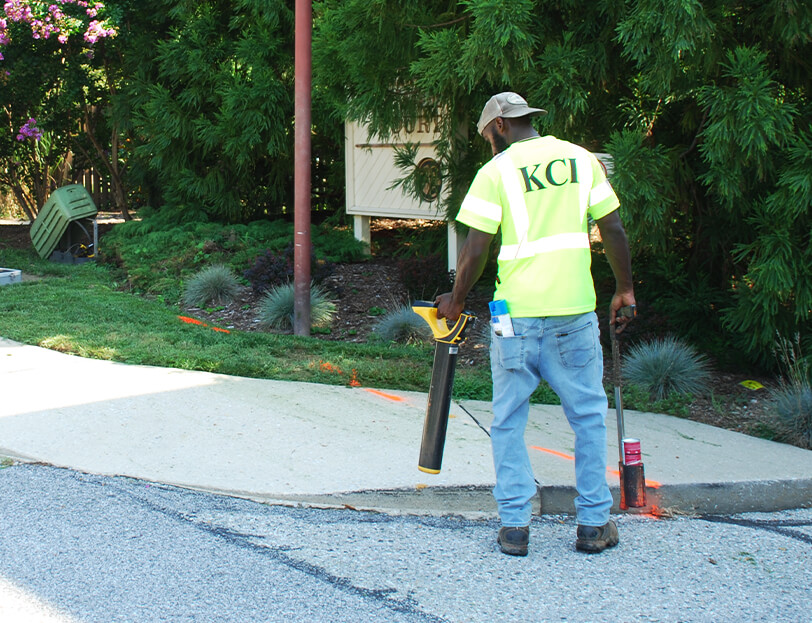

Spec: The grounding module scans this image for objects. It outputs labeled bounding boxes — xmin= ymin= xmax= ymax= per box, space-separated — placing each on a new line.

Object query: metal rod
xmin=614 ymin=386 xmax=625 ymax=463
xmin=611 ymin=328 xmax=625 ymax=464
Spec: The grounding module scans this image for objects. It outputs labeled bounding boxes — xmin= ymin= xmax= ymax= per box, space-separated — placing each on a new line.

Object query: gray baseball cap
xmin=476 ymin=92 xmax=546 ymax=135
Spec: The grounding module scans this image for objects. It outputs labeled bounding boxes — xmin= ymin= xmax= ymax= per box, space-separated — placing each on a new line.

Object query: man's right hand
xmin=435 ymin=292 xmax=464 ymax=322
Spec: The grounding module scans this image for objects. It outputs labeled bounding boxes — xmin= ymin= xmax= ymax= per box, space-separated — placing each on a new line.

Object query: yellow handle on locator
xmin=411 ymin=301 xmax=476 ymax=345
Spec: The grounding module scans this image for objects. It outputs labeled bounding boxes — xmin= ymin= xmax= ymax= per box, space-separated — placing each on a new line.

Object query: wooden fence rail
xmin=72 ymin=168 xmax=113 ymax=210
xmin=2 ymin=167 xmax=114 ymax=219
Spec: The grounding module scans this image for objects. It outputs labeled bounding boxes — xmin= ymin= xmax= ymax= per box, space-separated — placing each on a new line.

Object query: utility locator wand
xmin=412 ymin=301 xmax=476 ymax=474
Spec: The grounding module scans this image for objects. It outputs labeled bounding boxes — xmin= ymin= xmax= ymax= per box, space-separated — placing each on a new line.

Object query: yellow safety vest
xmin=456 ymin=136 xmax=619 ymax=317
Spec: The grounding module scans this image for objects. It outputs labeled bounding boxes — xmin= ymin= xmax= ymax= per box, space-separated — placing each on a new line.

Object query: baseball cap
xmin=476 ymin=92 xmax=547 ymax=135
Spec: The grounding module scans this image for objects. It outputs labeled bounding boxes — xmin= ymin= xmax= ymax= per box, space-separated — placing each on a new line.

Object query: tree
xmin=0 ymin=0 xmax=118 ymax=219
xmin=313 ymin=0 xmax=811 ymax=365
xmin=113 ymin=0 xmax=297 ymax=223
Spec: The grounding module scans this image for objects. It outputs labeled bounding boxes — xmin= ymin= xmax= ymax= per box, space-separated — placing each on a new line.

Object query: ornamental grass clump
xmin=769 ymin=381 xmax=812 ymax=449
xmin=372 ymin=305 xmax=432 ymax=344
xmin=182 ymin=264 xmax=240 ymax=308
xmin=768 ymin=334 xmax=812 ymax=449
xmin=258 ymin=282 xmax=336 ymax=331
xmin=623 ymin=335 xmax=711 ymax=400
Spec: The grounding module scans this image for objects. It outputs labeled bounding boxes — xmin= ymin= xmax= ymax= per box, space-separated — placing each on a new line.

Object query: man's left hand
xmin=609 ymin=292 xmax=636 ymax=333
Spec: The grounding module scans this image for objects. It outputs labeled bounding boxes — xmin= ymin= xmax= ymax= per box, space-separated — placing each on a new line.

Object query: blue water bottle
xmin=489 ymin=300 xmax=514 ymax=337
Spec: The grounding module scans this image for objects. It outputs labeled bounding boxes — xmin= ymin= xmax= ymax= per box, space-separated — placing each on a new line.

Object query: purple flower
xmin=17 ymin=118 xmax=43 ymax=142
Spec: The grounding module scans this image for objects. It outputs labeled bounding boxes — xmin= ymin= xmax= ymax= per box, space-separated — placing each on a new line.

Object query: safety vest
xmin=456 ymin=136 xmax=619 ymax=317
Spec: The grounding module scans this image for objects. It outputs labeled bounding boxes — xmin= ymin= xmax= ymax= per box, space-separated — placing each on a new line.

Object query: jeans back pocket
xmin=493 ymin=334 xmax=525 ymax=371
xmin=555 ymin=321 xmax=596 ymax=369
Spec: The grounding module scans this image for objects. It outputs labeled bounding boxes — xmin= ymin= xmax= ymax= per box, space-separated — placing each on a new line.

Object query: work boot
xmin=497 ymin=526 xmax=529 ymax=556
xmin=575 ymin=520 xmax=619 ymax=553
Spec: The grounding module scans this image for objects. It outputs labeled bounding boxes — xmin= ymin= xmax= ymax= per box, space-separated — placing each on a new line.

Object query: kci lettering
xmin=519 ymin=159 xmax=579 ymax=192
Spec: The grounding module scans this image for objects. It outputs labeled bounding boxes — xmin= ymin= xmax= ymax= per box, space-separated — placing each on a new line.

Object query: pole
xmin=293 ymin=0 xmax=312 ymax=336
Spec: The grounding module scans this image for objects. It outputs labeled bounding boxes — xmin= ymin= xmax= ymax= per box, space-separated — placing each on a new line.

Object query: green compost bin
xmin=30 ymin=184 xmax=98 ymax=260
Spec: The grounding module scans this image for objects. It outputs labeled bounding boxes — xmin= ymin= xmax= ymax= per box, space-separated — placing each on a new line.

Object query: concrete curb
xmin=6 ymin=450 xmax=809 ymax=519
xmin=251 ymin=480 xmax=812 ymax=517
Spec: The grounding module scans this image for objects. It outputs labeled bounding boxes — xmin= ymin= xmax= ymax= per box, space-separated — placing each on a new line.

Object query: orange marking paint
xmin=608 ymin=468 xmax=661 ymax=489
xmin=178 ymin=315 xmax=204 ymax=326
xmin=178 ymin=316 xmax=230 ymax=334
xmin=645 ymin=506 xmax=670 ymax=519
xmin=363 ymin=388 xmax=405 ymax=402
xmin=532 ymin=448 xmax=663 ymax=489
xmin=530 ymin=446 xmax=574 ymax=461
xmin=319 ymin=361 xmax=343 ymax=374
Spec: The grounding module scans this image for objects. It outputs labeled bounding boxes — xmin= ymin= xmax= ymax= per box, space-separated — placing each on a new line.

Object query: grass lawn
xmin=0 ymin=247 xmax=496 ymax=399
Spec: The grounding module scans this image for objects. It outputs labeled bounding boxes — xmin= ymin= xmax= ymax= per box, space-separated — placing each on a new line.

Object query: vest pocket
xmin=555 ymin=321 xmax=596 ymax=369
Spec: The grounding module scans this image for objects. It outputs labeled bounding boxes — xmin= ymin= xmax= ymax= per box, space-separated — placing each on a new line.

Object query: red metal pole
xmin=293 ymin=0 xmax=312 ymax=336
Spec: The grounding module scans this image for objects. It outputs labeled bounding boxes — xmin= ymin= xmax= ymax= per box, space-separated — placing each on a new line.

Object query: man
xmin=436 ymin=92 xmax=635 ymax=556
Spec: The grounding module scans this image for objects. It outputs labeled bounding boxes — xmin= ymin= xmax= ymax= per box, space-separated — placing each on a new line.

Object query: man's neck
xmin=508 ymin=128 xmax=540 ymax=146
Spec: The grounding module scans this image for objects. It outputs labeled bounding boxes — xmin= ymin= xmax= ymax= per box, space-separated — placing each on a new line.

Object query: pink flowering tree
xmin=0 ymin=0 xmax=117 ymax=220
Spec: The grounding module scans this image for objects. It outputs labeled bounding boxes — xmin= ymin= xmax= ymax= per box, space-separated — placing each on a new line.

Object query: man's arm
xmin=595 ymin=210 xmax=636 ymax=332
xmin=435 ymin=228 xmax=494 ymax=322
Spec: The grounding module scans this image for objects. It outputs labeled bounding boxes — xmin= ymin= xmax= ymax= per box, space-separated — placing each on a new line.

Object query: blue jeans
xmin=489 ymin=312 xmax=612 ymax=527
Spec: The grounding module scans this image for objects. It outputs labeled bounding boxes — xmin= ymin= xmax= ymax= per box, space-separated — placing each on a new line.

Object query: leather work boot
xmin=497 ymin=526 xmax=529 ymax=556
xmin=575 ymin=520 xmax=619 ymax=553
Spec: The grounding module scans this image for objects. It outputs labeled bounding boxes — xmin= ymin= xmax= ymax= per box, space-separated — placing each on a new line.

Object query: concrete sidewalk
xmin=1 ymin=337 xmax=811 ymax=516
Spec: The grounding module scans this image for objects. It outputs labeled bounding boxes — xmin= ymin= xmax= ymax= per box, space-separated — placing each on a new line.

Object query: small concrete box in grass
xmin=0 ymin=268 xmax=22 ymax=286
xmin=30 ymin=184 xmax=98 ymax=263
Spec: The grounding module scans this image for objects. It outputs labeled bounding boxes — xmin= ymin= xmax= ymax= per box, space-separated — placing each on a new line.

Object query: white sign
xmin=345 ymin=119 xmax=466 ymax=269
xmin=345 ymin=119 xmax=445 ymax=220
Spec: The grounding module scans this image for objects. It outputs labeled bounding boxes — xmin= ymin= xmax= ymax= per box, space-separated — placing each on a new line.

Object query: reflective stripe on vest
xmin=494 ymin=153 xmax=529 ymax=252
xmin=499 ymin=232 xmax=590 ymax=260
xmin=494 ymin=149 xmax=594 ymax=262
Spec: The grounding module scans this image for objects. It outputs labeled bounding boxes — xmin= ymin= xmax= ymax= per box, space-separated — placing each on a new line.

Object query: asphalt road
xmin=1 ymin=463 xmax=810 ymax=623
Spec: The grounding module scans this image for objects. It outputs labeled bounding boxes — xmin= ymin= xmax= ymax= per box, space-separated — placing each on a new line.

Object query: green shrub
xmin=311 ymin=223 xmax=368 ymax=262
xmin=101 ymin=214 xmax=363 ymax=300
xmin=244 ymin=243 xmax=334 ymax=294
xmin=623 ymin=336 xmax=711 ymax=400
xmin=372 ymin=305 xmax=432 ymax=344
xmin=182 ymin=265 xmax=241 ymax=308
xmin=257 ymin=282 xmax=336 ymax=331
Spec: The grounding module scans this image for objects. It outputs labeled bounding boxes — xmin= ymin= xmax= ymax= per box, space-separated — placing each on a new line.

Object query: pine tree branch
xmin=645 ymin=99 xmax=663 ymax=138
xmin=403 ymin=15 xmax=469 ymax=29
xmin=679 ymin=109 xmax=709 ymax=159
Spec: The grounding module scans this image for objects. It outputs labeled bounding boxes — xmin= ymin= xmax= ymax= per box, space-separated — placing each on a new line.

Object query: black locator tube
xmin=418 ymin=342 xmax=459 ymax=474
